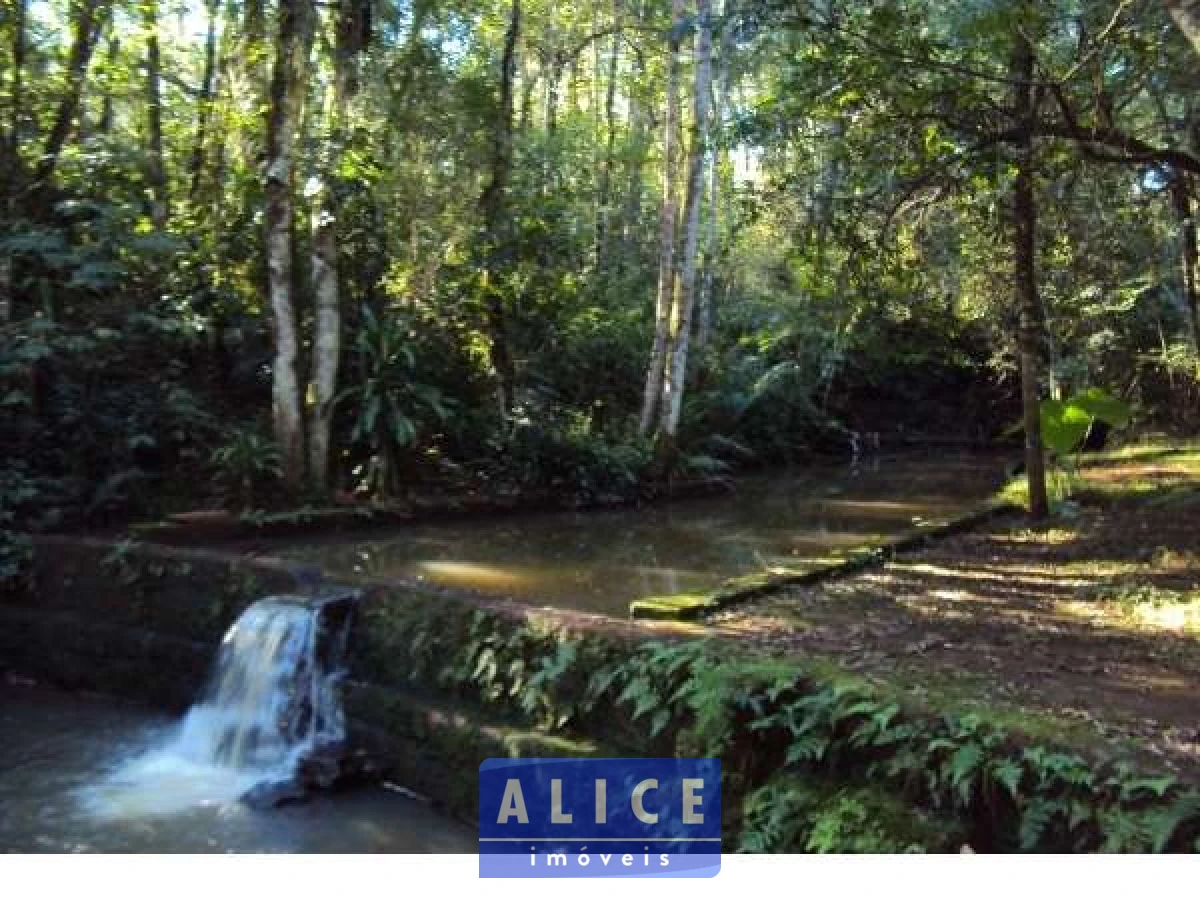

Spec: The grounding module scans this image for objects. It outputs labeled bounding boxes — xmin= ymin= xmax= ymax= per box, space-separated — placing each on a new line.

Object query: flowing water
xmin=0 ymin=679 xmax=474 ymax=852
xmin=0 ymin=452 xmax=1009 ymax=851
xmin=75 ymin=594 xmax=356 ymax=821
xmin=0 ymin=594 xmax=473 ymax=852
xmin=274 ymin=452 xmax=1011 ymax=615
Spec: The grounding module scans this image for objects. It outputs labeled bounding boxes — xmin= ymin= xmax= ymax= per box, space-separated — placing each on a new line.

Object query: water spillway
xmin=176 ymin=595 xmax=352 ymax=774
xmin=78 ymin=589 xmax=359 ymax=819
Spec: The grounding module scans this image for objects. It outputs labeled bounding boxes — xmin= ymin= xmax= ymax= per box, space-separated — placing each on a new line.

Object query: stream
xmin=0 ymin=680 xmax=476 ymax=853
xmin=275 ymin=452 xmax=1011 ymax=615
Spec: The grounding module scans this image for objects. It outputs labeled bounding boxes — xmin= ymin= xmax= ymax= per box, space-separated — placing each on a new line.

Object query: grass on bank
xmin=997 ymin=439 xmax=1200 ymax=510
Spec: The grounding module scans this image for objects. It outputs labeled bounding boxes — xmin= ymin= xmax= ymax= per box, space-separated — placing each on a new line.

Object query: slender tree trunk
xmin=188 ymin=0 xmax=220 ymax=202
xmin=35 ymin=0 xmax=108 ymax=187
xmin=593 ymin=9 xmax=621 ymax=273
xmin=811 ymin=118 xmax=844 ymax=274
xmin=657 ymin=0 xmax=713 ymax=447
xmin=142 ymin=0 xmax=167 ymax=225
xmin=637 ymin=0 xmax=685 ymax=437
xmin=697 ymin=0 xmax=730 ymax=353
xmin=696 ymin=151 xmax=719 ymax=351
xmin=265 ymin=0 xmax=315 ymax=488
xmin=99 ymin=32 xmax=117 ymax=134
xmin=308 ymin=0 xmax=368 ymax=494
xmin=309 ymin=120 xmax=341 ymax=494
xmin=518 ymin=60 xmax=537 ymax=132
xmin=0 ymin=255 xmax=11 ymax=323
xmin=240 ymin=0 xmax=268 ymax=168
xmin=478 ymin=0 xmax=521 ymax=420
xmin=1169 ymin=172 xmax=1200 ymax=344
xmin=1012 ymin=22 xmax=1049 ymax=520
xmin=546 ymin=58 xmax=563 ymax=135
xmin=394 ymin=0 xmax=430 ymax=114
xmin=8 ymin=0 xmax=27 ymax=167
xmin=247 ymin=0 xmax=269 ymax=96
xmin=617 ymin=61 xmax=649 ymax=283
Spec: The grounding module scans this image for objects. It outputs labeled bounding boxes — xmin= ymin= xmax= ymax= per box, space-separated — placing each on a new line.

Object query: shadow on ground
xmin=711 ymin=455 xmax=1200 ymax=778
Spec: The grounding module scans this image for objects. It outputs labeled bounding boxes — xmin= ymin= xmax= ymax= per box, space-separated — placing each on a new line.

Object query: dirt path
xmin=709 ymin=455 xmax=1200 ymax=778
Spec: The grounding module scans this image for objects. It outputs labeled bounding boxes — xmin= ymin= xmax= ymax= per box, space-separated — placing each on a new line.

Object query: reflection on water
xmin=282 ymin=453 xmax=1010 ymax=615
xmin=0 ymin=682 xmax=475 ymax=853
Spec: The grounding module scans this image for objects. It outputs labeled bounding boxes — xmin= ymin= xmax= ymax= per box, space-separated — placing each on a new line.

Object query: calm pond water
xmin=0 ymin=681 xmax=476 ymax=853
xmin=277 ymin=452 xmax=1011 ymax=616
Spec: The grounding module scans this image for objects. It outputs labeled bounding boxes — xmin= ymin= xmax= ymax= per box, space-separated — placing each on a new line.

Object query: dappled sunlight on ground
xmin=709 ymin=470 xmax=1200 ymax=779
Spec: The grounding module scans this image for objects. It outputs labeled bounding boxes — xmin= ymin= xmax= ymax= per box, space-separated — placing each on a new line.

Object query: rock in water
xmin=240 ymin=777 xmax=309 ymax=810
xmin=296 ymin=739 xmax=347 ymax=790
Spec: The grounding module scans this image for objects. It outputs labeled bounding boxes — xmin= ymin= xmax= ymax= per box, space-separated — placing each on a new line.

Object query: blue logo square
xmin=478 ymin=758 xmax=721 ymax=878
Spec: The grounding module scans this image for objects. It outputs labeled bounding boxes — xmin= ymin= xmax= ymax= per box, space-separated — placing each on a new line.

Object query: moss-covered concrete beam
xmin=630 ymin=501 xmax=1019 ymax=621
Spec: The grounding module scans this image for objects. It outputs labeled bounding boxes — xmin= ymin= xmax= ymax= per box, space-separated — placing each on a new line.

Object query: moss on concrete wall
xmin=4 ymin=534 xmax=1198 ymax=853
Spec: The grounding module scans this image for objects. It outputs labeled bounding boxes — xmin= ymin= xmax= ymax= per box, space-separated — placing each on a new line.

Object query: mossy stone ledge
xmin=629 ymin=500 xmax=1019 ymax=621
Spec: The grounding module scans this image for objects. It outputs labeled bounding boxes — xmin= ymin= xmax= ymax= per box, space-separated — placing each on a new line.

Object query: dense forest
xmin=1 ymin=0 xmax=1199 ymax=529
xmin=7 ymin=1 xmax=1200 ymax=859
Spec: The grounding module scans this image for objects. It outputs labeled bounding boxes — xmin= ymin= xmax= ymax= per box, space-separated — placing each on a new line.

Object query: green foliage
xmin=2 ymin=0 xmax=1196 ymax=510
xmin=210 ymin=426 xmax=283 ymax=508
xmin=737 ymin=771 xmax=953 ymax=853
xmin=337 ymin=305 xmax=458 ymax=496
xmin=1039 ymin=388 xmax=1132 ymax=456
xmin=1039 ymin=399 xmax=1097 ymax=457
xmin=0 ymin=306 xmax=222 ymax=524
xmin=481 ymin=416 xmax=651 ymax=502
xmin=355 ymin=590 xmax=1200 ymax=852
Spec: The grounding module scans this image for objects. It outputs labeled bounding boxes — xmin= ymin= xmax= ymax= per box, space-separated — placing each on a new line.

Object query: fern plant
xmin=337 ymin=305 xmax=457 ymax=497
xmin=210 ymin=426 xmax=282 ymax=508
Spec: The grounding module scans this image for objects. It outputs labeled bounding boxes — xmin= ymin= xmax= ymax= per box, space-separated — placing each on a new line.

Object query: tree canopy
xmin=1 ymin=0 xmax=1197 ymax=522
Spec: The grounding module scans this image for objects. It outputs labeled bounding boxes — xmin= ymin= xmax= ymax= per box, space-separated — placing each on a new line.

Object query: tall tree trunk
xmin=1166 ymin=0 xmax=1200 ymax=56
xmin=593 ymin=7 xmax=621 ymax=273
xmin=696 ymin=0 xmax=731 ymax=353
xmin=546 ymin=58 xmax=564 ymax=136
xmin=99 ymin=32 xmax=117 ymax=134
xmin=478 ymin=0 xmax=521 ymax=420
xmin=264 ymin=0 xmax=315 ymax=489
xmin=8 ymin=0 xmax=27 ymax=168
xmin=394 ymin=0 xmax=430 ymax=115
xmin=1012 ymin=21 xmax=1049 ymax=520
xmin=239 ymin=0 xmax=268 ymax=170
xmin=695 ymin=145 xmax=719 ymax=352
xmin=0 ymin=255 xmax=11 ymax=323
xmin=590 ymin=28 xmax=619 ymax=270
xmin=188 ymin=0 xmax=220 ymax=202
xmin=637 ymin=0 xmax=685 ymax=437
xmin=35 ymin=0 xmax=108 ymax=187
xmin=308 ymin=0 xmax=369 ymax=494
xmin=811 ymin=117 xmax=844 ymax=274
xmin=308 ymin=121 xmax=341 ymax=496
xmin=657 ymin=0 xmax=713 ymax=447
xmin=142 ymin=0 xmax=168 ymax=226
xmin=1170 ymin=172 xmax=1200 ymax=344
xmin=518 ymin=59 xmax=537 ymax=132
xmin=617 ymin=53 xmax=649 ymax=284
xmin=619 ymin=82 xmax=648 ymax=284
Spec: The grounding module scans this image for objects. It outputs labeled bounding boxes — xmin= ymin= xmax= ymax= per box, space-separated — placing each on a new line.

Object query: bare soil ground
xmin=708 ymin=449 xmax=1200 ymax=779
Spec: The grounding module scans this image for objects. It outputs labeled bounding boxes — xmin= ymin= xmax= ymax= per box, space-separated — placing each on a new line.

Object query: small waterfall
xmin=175 ymin=597 xmax=349 ymax=774
xmin=78 ymin=590 xmax=358 ymax=819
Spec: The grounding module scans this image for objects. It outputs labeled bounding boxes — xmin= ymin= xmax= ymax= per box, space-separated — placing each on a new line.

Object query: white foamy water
xmin=77 ymin=752 xmax=263 ymax=820
xmin=77 ymin=597 xmax=351 ymax=821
